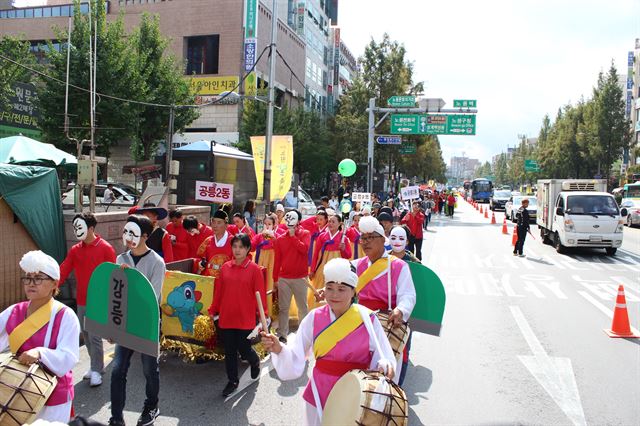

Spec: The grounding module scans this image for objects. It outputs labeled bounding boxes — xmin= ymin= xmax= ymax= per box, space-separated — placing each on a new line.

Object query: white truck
xmin=537 ymin=179 xmax=629 ymax=255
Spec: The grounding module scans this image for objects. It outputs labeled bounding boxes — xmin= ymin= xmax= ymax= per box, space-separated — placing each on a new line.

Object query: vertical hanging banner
xmin=250 ymin=136 xmax=294 ymax=201
xmin=244 ymin=0 xmax=258 ymax=72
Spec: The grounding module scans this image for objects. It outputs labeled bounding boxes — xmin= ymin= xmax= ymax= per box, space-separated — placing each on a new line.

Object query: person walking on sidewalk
xmin=447 ymin=193 xmax=456 ymax=217
xmin=513 ymin=198 xmax=531 ymax=257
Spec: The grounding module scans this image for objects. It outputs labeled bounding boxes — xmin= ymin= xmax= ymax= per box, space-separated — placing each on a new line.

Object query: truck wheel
xmin=540 ymin=228 xmax=549 ymax=244
xmin=605 ymin=248 xmax=617 ymax=256
xmin=554 ymin=233 xmax=566 ymax=254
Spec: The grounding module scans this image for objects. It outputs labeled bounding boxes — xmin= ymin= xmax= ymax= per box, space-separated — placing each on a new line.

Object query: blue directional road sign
xmin=376 ymin=135 xmax=402 ymax=145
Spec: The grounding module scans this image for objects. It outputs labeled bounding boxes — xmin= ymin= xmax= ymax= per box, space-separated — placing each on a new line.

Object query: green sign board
xmin=399 ymin=141 xmax=417 ymax=154
xmin=244 ymin=0 xmax=258 ymax=38
xmin=390 ymin=114 xmax=476 ymax=135
xmin=524 ymin=159 xmax=540 ymax=172
xmin=453 ymin=99 xmax=477 ymax=108
xmin=388 ymin=95 xmax=416 ymax=107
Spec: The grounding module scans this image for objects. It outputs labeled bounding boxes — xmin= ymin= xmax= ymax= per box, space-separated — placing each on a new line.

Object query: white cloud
xmin=339 ymin=0 xmax=640 ymax=163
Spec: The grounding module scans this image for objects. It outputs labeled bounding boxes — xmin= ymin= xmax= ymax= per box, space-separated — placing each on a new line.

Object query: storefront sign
xmin=188 ymin=76 xmax=239 ymax=96
xmin=195 ymin=181 xmax=234 ymax=203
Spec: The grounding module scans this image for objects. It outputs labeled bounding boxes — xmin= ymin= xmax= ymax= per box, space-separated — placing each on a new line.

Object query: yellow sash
xmin=313 ymin=305 xmax=363 ymax=359
xmin=9 ymin=298 xmax=54 ymax=354
xmin=355 ymin=256 xmax=395 ymax=294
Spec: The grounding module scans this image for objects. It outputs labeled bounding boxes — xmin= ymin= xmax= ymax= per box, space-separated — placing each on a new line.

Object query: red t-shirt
xmin=59 ymin=235 xmax=116 ymax=306
xmin=273 ymin=227 xmax=311 ymax=281
xmin=401 ymin=211 xmax=425 ymax=239
xmin=166 ymin=222 xmax=189 ymax=261
xmin=209 ymin=257 xmax=267 ymax=329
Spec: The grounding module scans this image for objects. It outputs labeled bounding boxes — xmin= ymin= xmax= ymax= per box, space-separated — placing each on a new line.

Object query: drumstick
xmin=255 ymin=291 xmax=269 ymax=332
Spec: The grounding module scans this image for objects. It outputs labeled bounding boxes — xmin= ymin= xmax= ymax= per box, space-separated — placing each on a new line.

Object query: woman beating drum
xmin=261 ymin=258 xmax=396 ymax=426
xmin=0 ymin=251 xmax=80 ymax=423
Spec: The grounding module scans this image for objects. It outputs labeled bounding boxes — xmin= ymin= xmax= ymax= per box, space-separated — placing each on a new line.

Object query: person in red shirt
xmin=59 ymin=212 xmax=116 ymax=387
xmin=401 ymin=201 xmax=426 ymax=261
xmin=209 ymin=233 xmax=266 ymax=397
xmin=299 ymin=210 xmax=329 ymax=268
xmin=182 ymin=215 xmax=214 ymax=259
xmin=197 ymin=210 xmax=236 ymax=278
xmin=273 ymin=209 xmax=314 ymax=343
xmin=132 ymin=204 xmax=174 ymax=263
xmin=166 ymin=209 xmax=189 ymax=261
xmin=447 ymin=193 xmax=456 ymax=217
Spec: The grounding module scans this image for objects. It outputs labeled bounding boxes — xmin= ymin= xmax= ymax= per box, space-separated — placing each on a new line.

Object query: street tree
xmin=0 ymin=35 xmax=37 ymax=111
xmin=38 ymin=0 xmax=141 ymax=157
xmin=129 ymin=13 xmax=198 ymax=161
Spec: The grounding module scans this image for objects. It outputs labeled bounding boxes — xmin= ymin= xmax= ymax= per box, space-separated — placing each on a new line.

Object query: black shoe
xmin=137 ymin=407 xmax=159 ymax=426
xmin=278 ymin=336 xmax=287 ymax=344
xmin=251 ymin=362 xmax=260 ymax=379
xmin=222 ymin=381 xmax=239 ymax=397
xmin=109 ymin=419 xmax=126 ymax=426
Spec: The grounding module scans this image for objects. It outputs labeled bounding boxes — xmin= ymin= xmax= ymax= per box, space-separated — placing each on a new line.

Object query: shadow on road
xmin=270 ymin=363 xmax=309 ymax=397
xmin=405 ymin=363 xmax=432 ymax=425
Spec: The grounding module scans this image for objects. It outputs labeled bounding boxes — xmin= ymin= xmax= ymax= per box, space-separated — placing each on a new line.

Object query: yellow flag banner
xmin=250 ymin=135 xmax=294 ymax=201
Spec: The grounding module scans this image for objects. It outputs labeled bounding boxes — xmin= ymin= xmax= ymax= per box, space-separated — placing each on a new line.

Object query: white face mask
xmin=73 ymin=218 xmax=88 ymax=241
xmin=284 ymin=211 xmax=299 ymax=227
xmin=123 ymin=222 xmax=142 ymax=249
xmin=389 ymin=227 xmax=408 ymax=253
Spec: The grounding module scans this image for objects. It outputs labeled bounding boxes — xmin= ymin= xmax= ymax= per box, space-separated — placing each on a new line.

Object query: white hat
xmin=323 ymin=258 xmax=358 ymax=288
xmin=276 ymin=203 xmax=285 ymax=212
xmin=359 ymin=215 xmax=385 ymax=237
xmin=19 ymin=250 xmax=60 ymax=281
xmin=325 ymin=208 xmax=337 ymax=217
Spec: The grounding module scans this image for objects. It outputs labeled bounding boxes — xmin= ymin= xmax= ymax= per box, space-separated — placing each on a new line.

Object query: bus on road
xmin=470 ymin=178 xmax=493 ymax=203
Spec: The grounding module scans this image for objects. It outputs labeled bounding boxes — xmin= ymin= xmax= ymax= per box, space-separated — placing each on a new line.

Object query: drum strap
xmin=9 ymin=298 xmax=54 ymax=354
xmin=356 ymin=257 xmax=388 ymax=293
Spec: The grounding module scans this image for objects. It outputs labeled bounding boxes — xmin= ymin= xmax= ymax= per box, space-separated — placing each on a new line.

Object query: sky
xmin=338 ymin=0 xmax=640 ymax=165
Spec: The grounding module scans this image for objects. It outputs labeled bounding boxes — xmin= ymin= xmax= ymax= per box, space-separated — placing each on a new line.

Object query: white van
xmin=282 ymin=187 xmax=317 ymax=219
xmin=537 ymin=179 xmax=627 ymax=255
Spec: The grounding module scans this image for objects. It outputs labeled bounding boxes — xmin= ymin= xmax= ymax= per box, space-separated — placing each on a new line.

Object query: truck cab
xmin=537 ymin=180 xmax=627 ymax=255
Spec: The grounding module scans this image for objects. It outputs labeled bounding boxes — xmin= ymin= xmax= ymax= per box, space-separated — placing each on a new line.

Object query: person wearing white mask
xmin=59 ymin=212 xmax=116 ymax=387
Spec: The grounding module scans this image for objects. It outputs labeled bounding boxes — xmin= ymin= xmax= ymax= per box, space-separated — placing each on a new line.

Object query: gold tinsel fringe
xmin=272 ymin=296 xmax=279 ymax=317
xmin=193 ymin=315 xmax=215 ymax=342
xmin=161 ymin=333 xmax=272 ymax=363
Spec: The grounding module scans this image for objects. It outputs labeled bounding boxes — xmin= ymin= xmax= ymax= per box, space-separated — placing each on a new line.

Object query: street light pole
xmin=263 ymin=0 xmax=277 ymax=213
xmin=367 ymin=97 xmax=375 ymax=193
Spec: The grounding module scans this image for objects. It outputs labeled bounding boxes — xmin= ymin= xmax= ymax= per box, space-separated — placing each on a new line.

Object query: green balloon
xmin=338 ymin=159 xmax=357 ymax=177
xmin=340 ymin=200 xmax=352 ymax=213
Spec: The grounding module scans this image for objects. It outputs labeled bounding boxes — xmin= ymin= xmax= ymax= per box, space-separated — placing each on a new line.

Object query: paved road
xmin=72 ymin=200 xmax=640 ymax=425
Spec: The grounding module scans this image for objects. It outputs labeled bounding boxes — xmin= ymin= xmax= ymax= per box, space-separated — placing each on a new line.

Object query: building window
xmin=185 ymin=35 xmax=220 ymax=75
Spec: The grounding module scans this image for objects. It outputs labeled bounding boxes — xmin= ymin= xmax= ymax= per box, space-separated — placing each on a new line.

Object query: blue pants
xmin=110 ymin=345 xmax=159 ymax=422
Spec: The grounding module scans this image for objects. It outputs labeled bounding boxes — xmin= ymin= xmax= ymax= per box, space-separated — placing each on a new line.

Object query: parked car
xmin=621 ymin=199 xmax=640 ymax=227
xmin=490 ymin=190 xmax=511 ymax=211
xmin=62 ymin=184 xmax=136 ymax=207
xmin=281 ymin=187 xmax=317 ymax=219
xmin=505 ymin=195 xmax=537 ymax=223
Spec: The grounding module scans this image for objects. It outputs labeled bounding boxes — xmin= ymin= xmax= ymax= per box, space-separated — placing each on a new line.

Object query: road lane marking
xmin=577 ymin=291 xmax=640 ymax=335
xmin=510 ymin=306 xmax=587 ymax=426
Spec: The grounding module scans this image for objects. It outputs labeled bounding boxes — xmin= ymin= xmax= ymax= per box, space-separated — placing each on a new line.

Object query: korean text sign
xmin=195 ymin=181 xmax=234 ymax=203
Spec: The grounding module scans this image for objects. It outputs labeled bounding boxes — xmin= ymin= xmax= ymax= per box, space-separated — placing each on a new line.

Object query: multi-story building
xmin=283 ymin=0 xmax=334 ymax=114
xmin=327 ymin=25 xmax=357 ymax=114
xmin=450 ymin=156 xmax=480 ymax=181
xmin=0 ymin=0 xmax=306 ymax=183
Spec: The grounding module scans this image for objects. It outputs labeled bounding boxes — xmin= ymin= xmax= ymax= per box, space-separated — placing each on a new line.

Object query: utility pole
xmin=88 ymin=0 xmax=97 ymax=213
xmin=166 ymin=106 xmax=175 ymax=184
xmin=263 ymin=0 xmax=277 ymax=213
xmin=367 ymin=97 xmax=375 ymax=193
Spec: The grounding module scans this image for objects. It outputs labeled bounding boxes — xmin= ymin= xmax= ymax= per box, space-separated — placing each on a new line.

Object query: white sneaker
xmin=90 ymin=371 xmax=103 ymax=387
xmin=83 ymin=370 xmax=91 ymax=380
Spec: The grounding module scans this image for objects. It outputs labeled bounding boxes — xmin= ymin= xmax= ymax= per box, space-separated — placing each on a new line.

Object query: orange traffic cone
xmin=511 ymin=226 xmax=517 ymax=246
xmin=502 ymin=217 xmax=508 ymax=234
xmin=491 ymin=212 xmax=496 ymax=224
xmin=479 ymin=205 xmax=483 ymax=214
xmin=484 ymin=209 xmax=488 ymax=219
xmin=605 ymin=285 xmax=640 ymax=338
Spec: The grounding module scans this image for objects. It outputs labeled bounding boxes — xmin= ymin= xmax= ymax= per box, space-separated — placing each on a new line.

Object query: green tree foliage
xmin=0 ymin=35 xmax=36 ymax=111
xmin=129 ymin=13 xmax=198 ymax=161
xmin=39 ymin=0 xmax=141 ymax=157
xmin=400 ymin=136 xmax=447 ymax=182
xmin=497 ymin=63 xmax=630 ymax=186
xmin=38 ymin=1 xmax=197 ymax=160
xmin=238 ymin=100 xmax=332 ymax=187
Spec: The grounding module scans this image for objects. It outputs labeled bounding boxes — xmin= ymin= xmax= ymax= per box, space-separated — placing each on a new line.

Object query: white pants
xmin=35 ymin=401 xmax=72 ymax=424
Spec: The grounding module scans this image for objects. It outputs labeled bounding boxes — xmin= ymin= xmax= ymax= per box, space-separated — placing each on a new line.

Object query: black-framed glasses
xmin=20 ymin=276 xmax=52 ymax=286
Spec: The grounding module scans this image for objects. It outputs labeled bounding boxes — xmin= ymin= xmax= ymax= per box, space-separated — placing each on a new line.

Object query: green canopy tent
xmin=0 ymin=135 xmax=77 ymax=168
xmin=0 ymin=164 xmax=66 ymax=263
